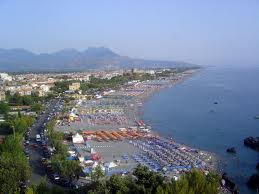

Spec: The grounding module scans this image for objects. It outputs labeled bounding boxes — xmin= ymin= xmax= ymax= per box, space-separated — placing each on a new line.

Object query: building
xmin=0 ymin=90 xmax=5 ymax=101
xmin=69 ymin=82 xmax=81 ymax=91
xmin=0 ymin=73 xmax=12 ymax=85
xmin=37 ymin=89 xmax=46 ymax=97
xmin=39 ymin=84 xmax=50 ymax=92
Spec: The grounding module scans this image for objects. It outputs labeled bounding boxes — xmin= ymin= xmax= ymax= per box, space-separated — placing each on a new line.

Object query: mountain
xmin=0 ymin=47 xmax=197 ymax=72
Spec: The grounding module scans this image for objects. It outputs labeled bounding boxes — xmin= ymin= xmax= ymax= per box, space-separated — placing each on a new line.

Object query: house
xmin=69 ymin=83 xmax=81 ymax=91
xmin=37 ymin=89 xmax=46 ymax=97
xmin=39 ymin=84 xmax=50 ymax=92
xmin=0 ymin=90 xmax=5 ymax=101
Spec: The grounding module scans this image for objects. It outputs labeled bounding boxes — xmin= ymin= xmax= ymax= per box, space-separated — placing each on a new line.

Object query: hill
xmin=0 ymin=47 xmax=197 ymax=72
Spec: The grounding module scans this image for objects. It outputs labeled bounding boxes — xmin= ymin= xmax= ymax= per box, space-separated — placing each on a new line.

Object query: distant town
xmin=0 ymin=68 xmax=190 ymax=100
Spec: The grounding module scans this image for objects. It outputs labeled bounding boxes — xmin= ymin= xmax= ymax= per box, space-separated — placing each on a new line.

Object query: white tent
xmin=104 ymin=161 xmax=117 ymax=168
xmin=78 ymin=156 xmax=84 ymax=162
xmin=92 ymin=162 xmax=105 ymax=171
xmin=72 ymin=133 xmax=84 ymax=144
xmin=85 ymin=160 xmax=94 ymax=164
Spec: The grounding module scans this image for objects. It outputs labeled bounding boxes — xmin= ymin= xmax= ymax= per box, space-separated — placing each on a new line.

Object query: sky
xmin=0 ymin=0 xmax=258 ymax=66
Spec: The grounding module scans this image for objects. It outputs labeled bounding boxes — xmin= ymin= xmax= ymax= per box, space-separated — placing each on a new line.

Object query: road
xmin=28 ymin=98 xmax=60 ymax=185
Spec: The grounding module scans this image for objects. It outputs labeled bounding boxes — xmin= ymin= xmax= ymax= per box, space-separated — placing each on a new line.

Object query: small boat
xmin=254 ymin=116 xmax=259 ymax=119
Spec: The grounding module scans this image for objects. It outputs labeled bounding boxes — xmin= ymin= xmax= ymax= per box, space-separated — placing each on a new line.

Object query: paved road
xmin=28 ymin=98 xmax=60 ymax=185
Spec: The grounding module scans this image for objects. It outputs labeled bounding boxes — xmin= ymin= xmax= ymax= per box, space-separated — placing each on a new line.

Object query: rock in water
xmin=244 ymin=137 xmax=259 ymax=151
xmin=222 ymin=173 xmax=239 ymax=193
xmin=226 ymin=147 xmax=236 ymax=154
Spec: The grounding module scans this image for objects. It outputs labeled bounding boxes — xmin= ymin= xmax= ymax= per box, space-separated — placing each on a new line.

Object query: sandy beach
xmin=55 ymin=68 xmax=216 ymax=176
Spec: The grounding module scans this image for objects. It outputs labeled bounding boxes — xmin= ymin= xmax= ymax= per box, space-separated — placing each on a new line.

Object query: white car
xmin=36 ymin=134 xmax=41 ymax=142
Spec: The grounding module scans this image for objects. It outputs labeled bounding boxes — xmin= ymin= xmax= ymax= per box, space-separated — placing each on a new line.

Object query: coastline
xmin=56 ymin=67 xmax=218 ymax=178
xmin=133 ymin=68 xmax=219 ymax=172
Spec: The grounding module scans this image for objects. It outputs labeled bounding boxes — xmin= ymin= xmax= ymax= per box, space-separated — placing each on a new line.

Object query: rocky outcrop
xmin=244 ymin=137 xmax=259 ymax=151
xmin=247 ymin=173 xmax=259 ymax=189
xmin=222 ymin=173 xmax=239 ymax=193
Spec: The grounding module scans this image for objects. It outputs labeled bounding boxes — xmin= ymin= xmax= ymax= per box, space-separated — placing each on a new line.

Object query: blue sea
xmin=142 ymin=66 xmax=259 ymax=194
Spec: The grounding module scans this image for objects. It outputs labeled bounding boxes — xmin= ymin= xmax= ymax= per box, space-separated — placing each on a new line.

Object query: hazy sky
xmin=0 ymin=0 xmax=258 ymax=66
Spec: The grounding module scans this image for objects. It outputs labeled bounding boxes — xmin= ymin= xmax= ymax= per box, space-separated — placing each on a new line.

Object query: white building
xmin=40 ymin=84 xmax=50 ymax=92
xmin=0 ymin=73 xmax=12 ymax=84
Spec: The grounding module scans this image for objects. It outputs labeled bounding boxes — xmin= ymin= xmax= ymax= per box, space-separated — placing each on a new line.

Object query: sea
xmin=142 ymin=66 xmax=259 ymax=194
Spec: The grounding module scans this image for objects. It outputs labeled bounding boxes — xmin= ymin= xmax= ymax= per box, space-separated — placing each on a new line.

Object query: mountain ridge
xmin=0 ymin=47 xmax=197 ymax=72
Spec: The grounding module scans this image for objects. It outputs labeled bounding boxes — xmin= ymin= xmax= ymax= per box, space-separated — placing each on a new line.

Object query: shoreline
xmin=135 ymin=68 xmax=220 ymax=171
xmin=56 ymin=67 xmax=218 ymax=176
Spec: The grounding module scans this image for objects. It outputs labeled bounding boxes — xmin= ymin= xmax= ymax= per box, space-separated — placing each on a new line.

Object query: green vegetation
xmin=0 ymin=95 xmax=35 ymax=193
xmin=86 ymin=166 xmax=220 ymax=194
xmin=51 ymin=72 xmax=156 ymax=94
xmin=0 ymin=114 xmax=34 ymax=135
xmin=52 ymin=81 xmax=71 ymax=93
xmin=0 ymin=101 xmax=10 ymax=116
xmin=5 ymin=92 xmax=44 ymax=106
xmin=81 ymin=73 xmax=155 ymax=91
xmin=0 ymin=132 xmax=32 ymax=193
xmin=0 ymin=92 xmax=42 ymax=193
xmin=30 ymin=177 xmax=65 ymax=194
xmin=28 ymin=165 xmax=220 ymax=194
xmin=31 ymin=103 xmax=43 ymax=113
xmin=46 ymin=119 xmax=82 ymax=184
xmin=90 ymin=165 xmax=105 ymax=183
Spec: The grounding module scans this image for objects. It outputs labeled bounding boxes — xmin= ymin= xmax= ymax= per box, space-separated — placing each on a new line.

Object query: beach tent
xmin=68 ymin=150 xmax=76 ymax=156
xmin=84 ymin=155 xmax=92 ymax=160
xmin=78 ymin=156 xmax=84 ymax=162
xmin=85 ymin=160 xmax=94 ymax=165
xmin=92 ymin=162 xmax=105 ymax=171
xmin=104 ymin=161 xmax=117 ymax=168
xmin=72 ymin=133 xmax=84 ymax=143
xmin=67 ymin=156 xmax=77 ymax=160
xmin=83 ymin=167 xmax=91 ymax=174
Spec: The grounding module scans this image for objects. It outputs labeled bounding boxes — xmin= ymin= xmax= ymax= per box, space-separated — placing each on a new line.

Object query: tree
xmin=51 ymin=157 xmax=82 ymax=184
xmin=0 ymin=121 xmax=12 ymax=134
xmin=133 ymin=165 xmax=164 ymax=193
xmin=90 ymin=165 xmax=105 ymax=182
xmin=0 ymin=164 xmax=20 ymax=194
xmin=31 ymin=103 xmax=43 ymax=113
xmin=171 ymin=170 xmax=220 ymax=194
xmin=108 ymin=174 xmax=130 ymax=194
xmin=59 ymin=160 xmax=82 ymax=183
xmin=0 ymin=102 xmax=10 ymax=115
xmin=35 ymin=177 xmax=50 ymax=194
xmin=0 ymin=135 xmax=32 ymax=193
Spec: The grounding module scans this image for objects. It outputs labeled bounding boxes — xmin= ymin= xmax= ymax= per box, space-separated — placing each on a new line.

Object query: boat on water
xmin=254 ymin=116 xmax=259 ymax=119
